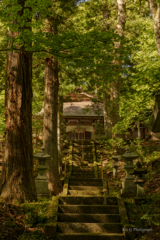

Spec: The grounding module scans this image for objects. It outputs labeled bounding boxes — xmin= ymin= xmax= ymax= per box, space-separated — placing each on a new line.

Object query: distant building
xmin=63 ymin=87 xmax=105 ymax=140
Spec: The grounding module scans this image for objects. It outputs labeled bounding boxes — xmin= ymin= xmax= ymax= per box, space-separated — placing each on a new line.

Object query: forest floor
xmin=0 ymin=139 xmax=160 ymax=239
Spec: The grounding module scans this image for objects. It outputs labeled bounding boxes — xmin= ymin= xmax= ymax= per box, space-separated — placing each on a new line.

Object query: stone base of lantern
xmin=134 ymin=197 xmax=147 ymax=205
xmin=35 ymin=179 xmax=50 ymax=198
xmin=121 ymin=179 xmax=137 ymax=197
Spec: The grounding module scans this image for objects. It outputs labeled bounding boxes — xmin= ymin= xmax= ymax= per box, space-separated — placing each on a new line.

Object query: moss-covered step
xmin=69 ymin=178 xmax=103 ymax=186
xmin=59 ymin=196 xmax=118 ymax=205
xmin=55 ymin=233 xmax=124 ymax=240
xmin=57 ymin=222 xmax=123 ymax=233
xmin=57 ymin=213 xmax=120 ymax=223
xmin=68 ymin=186 xmax=102 ymax=191
xmin=58 ymin=205 xmax=119 ymax=214
xmin=71 ymin=173 xmax=95 ymax=178
xmin=68 ymin=190 xmax=102 ymax=196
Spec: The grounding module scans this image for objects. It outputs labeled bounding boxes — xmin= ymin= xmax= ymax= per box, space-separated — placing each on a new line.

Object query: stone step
xmin=57 ymin=222 xmax=123 ymax=233
xmin=68 ymin=190 xmax=102 ymax=196
xmin=72 ymin=171 xmax=94 ymax=174
xmin=59 ymin=197 xmax=118 ymax=205
xmin=58 ymin=205 xmax=119 ymax=214
xmin=57 ymin=213 xmax=120 ymax=223
xmin=69 ymin=186 xmax=102 ymax=191
xmin=70 ymin=177 xmax=102 ymax=182
xmin=55 ymin=233 xmax=124 ymax=240
xmin=71 ymin=174 xmax=95 ymax=178
xmin=69 ymin=181 xmax=103 ymax=186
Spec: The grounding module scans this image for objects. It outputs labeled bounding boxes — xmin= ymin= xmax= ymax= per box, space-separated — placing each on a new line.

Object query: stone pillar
xmin=121 ymin=148 xmax=138 ymax=197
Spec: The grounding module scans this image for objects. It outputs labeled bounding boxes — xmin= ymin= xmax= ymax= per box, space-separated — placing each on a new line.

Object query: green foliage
xmin=22 ymin=200 xmax=50 ymax=228
xmin=140 ymin=194 xmax=160 ymax=226
xmin=102 ymin=137 xmax=127 ymax=150
xmin=113 ymin=0 xmax=159 ymax=133
xmin=129 ymin=138 xmax=145 ymax=159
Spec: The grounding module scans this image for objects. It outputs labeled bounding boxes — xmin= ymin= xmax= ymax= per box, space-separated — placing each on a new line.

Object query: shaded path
xmin=56 ymin=140 xmax=124 ymax=240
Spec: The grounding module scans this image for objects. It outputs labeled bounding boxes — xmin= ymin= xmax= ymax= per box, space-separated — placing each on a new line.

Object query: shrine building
xmin=63 ymin=87 xmax=105 ymax=140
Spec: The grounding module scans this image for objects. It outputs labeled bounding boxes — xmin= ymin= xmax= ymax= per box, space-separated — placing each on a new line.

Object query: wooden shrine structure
xmin=63 ymin=87 xmax=105 ymax=140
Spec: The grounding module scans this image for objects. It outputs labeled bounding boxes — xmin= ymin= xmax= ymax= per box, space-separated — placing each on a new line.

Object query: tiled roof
xmin=63 ymin=101 xmax=104 ymax=117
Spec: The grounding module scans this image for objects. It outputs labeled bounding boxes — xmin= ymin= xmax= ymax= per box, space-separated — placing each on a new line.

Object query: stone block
xmin=44 ymin=222 xmax=57 ymax=238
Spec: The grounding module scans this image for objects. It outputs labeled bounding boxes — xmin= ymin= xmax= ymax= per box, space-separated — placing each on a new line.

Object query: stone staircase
xmin=55 ymin=140 xmax=124 ymax=240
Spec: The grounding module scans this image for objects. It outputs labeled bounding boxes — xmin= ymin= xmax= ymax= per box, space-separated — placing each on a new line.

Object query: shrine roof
xmin=64 ymin=87 xmax=96 ymax=102
xmin=63 ymin=101 xmax=104 ymax=117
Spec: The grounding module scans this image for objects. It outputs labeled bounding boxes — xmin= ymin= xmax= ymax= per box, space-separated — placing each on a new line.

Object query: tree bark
xmin=0 ymin=39 xmax=37 ymax=203
xmin=43 ymin=57 xmax=62 ymax=195
xmin=103 ymin=0 xmax=126 ymax=138
xmin=0 ymin=0 xmax=37 ymax=203
xmin=111 ymin=0 xmax=126 ymax=137
xmin=148 ymin=1 xmax=160 ymax=56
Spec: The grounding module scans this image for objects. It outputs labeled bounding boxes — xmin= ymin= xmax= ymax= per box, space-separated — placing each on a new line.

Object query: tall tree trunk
xmin=43 ymin=57 xmax=62 ymax=195
xmin=0 ymin=38 xmax=37 ymax=203
xmin=112 ymin=0 xmax=126 ymax=137
xmin=148 ymin=1 xmax=160 ymax=56
xmin=0 ymin=0 xmax=37 ymax=203
xmin=103 ymin=0 xmax=126 ymax=138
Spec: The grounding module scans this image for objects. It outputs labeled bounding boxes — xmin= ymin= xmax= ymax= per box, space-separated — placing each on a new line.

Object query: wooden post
xmin=82 ymin=136 xmax=84 ymax=162
xmin=101 ymin=154 xmax=103 ymax=179
xmin=36 ymin=127 xmax=38 ymax=150
xmin=65 ymin=154 xmax=67 ymax=177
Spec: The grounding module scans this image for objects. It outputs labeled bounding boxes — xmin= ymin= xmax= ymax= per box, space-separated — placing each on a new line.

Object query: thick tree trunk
xmin=0 ymin=0 xmax=37 ymax=202
xmin=0 ymin=46 xmax=37 ymax=203
xmin=148 ymin=1 xmax=160 ymax=56
xmin=43 ymin=57 xmax=62 ymax=195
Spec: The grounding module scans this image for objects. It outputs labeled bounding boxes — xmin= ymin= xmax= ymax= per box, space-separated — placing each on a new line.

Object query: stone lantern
xmin=121 ymin=148 xmax=138 ymax=197
xmin=130 ymin=161 xmax=148 ymax=201
xmin=112 ymin=150 xmax=120 ymax=180
xmin=34 ymin=147 xmax=50 ymax=198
